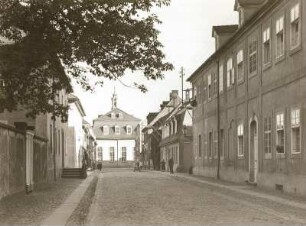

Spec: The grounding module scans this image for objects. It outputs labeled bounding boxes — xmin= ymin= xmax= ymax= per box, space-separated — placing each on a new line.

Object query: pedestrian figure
xmin=161 ymin=159 xmax=166 ymax=172
xmin=134 ymin=161 xmax=141 ymax=172
xmin=97 ymin=161 xmax=102 ymax=171
xmin=168 ymin=158 xmax=174 ymax=174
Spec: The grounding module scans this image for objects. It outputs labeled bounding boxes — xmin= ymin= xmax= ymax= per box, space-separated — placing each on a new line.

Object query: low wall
xmin=0 ymin=123 xmax=48 ymax=200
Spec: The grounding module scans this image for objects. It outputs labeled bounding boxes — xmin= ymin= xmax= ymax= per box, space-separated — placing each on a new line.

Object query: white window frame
xmin=103 ymin=125 xmax=109 ymax=135
xmin=126 ymin=125 xmax=132 ymax=135
xmin=121 ymin=147 xmax=127 ymax=162
xmin=290 ymin=3 xmax=301 ymax=49
xmin=291 ymin=108 xmax=301 ymax=154
xmin=111 ymin=113 xmax=115 ymax=119
xmin=237 ymin=124 xmax=244 ymax=157
xmin=109 ymin=147 xmax=115 ymax=162
xmin=236 ymin=50 xmax=244 ymax=82
xmin=263 ymin=27 xmax=271 ymax=65
xmin=276 ymin=112 xmax=285 ymax=154
xmin=219 ymin=63 xmax=224 ymax=93
xmin=264 ymin=116 xmax=272 ymax=158
xmin=115 ymin=125 xmax=120 ymax=135
xmin=248 ymin=35 xmax=258 ymax=75
xmin=227 ymin=58 xmax=234 ymax=87
xmin=276 ymin=16 xmax=285 ymax=58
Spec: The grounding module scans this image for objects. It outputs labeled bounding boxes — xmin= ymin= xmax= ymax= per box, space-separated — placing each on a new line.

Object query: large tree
xmin=0 ymin=0 xmax=173 ymax=119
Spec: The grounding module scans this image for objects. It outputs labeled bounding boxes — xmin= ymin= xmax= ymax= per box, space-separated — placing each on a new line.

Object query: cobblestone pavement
xmin=88 ymin=169 xmax=306 ymax=226
xmin=0 ymin=177 xmax=85 ymax=226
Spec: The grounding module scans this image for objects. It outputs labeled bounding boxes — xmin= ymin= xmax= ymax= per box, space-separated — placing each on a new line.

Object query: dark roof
xmin=212 ymin=25 xmax=239 ymax=36
xmin=187 ymin=0 xmax=278 ymax=82
xmin=93 ymin=108 xmax=141 ymax=122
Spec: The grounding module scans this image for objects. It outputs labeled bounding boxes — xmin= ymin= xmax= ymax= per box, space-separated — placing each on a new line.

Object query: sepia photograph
xmin=0 ymin=0 xmax=306 ymax=225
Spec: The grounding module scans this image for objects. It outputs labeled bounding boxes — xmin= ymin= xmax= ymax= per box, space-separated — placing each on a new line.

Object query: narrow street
xmin=86 ymin=169 xmax=306 ymax=226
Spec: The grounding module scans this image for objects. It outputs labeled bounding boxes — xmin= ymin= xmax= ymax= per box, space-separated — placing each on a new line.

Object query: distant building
xmin=92 ymin=90 xmax=141 ymax=167
xmin=66 ymin=94 xmax=87 ymax=168
xmin=187 ymin=0 xmax=306 ymax=195
xmin=160 ymin=101 xmax=193 ymax=173
xmin=143 ymin=90 xmax=181 ymax=170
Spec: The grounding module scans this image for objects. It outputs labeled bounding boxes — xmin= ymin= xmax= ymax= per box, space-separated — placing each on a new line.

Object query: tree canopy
xmin=0 ymin=0 xmax=173 ymax=119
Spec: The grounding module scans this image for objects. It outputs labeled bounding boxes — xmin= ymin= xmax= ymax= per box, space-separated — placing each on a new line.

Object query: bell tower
xmin=111 ymin=87 xmax=117 ymax=110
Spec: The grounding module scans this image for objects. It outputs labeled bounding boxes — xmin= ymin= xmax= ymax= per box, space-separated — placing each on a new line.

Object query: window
xmin=127 ymin=125 xmax=132 ymax=135
xmin=248 ymin=35 xmax=257 ymax=74
xmin=237 ymin=124 xmax=244 ymax=157
xmin=276 ymin=113 xmax=285 ymax=154
xmin=290 ymin=4 xmax=300 ymax=49
xmin=121 ymin=147 xmax=127 ymax=162
xmin=219 ymin=63 xmax=224 ymax=93
xmin=213 ymin=73 xmax=217 ymax=95
xmin=115 ymin=126 xmax=120 ymax=135
xmin=208 ymin=131 xmax=213 ymax=158
xmin=103 ymin=126 xmax=109 ymax=135
xmin=237 ymin=50 xmax=244 ymax=82
xmin=214 ymin=130 xmax=218 ymax=157
xmin=208 ymin=74 xmax=212 ymax=99
xmin=193 ymin=86 xmax=197 ymax=99
xmin=227 ymin=58 xmax=234 ymax=87
xmin=198 ymin=134 xmax=202 ymax=157
xmin=264 ymin=116 xmax=272 ymax=157
xmin=109 ymin=147 xmax=115 ymax=162
xmin=111 ymin=113 xmax=115 ymax=119
xmin=58 ymin=130 xmax=60 ymax=155
xmin=276 ymin=16 xmax=285 ymax=58
xmin=118 ymin=113 xmax=123 ymax=119
xmin=220 ymin=129 xmax=224 ymax=158
xmin=263 ymin=27 xmax=271 ymax=65
xmin=291 ymin=109 xmax=301 ymax=154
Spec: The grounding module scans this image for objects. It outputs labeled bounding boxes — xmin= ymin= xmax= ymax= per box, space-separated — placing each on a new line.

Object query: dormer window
xmin=127 ymin=125 xmax=132 ymax=135
xmin=111 ymin=113 xmax=115 ymax=119
xmin=115 ymin=125 xmax=120 ymax=135
xmin=118 ymin=113 xmax=123 ymax=119
xmin=103 ymin=126 xmax=109 ymax=135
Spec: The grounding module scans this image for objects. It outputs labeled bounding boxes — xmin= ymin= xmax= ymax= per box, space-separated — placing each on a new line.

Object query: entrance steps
xmin=62 ymin=168 xmax=83 ymax=179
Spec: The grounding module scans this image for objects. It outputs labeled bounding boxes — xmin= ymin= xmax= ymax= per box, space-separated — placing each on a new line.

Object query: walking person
xmin=168 ymin=157 xmax=174 ymax=174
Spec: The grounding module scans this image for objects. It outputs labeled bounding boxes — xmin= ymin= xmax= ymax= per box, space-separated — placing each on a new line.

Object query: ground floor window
xmin=276 ymin=112 xmax=285 ymax=154
xmin=109 ymin=147 xmax=115 ymax=162
xmin=264 ymin=116 xmax=272 ymax=158
xmin=98 ymin=147 xmax=103 ymax=161
xmin=291 ymin=108 xmax=301 ymax=154
xmin=121 ymin=147 xmax=127 ymax=162
xmin=208 ymin=131 xmax=213 ymax=158
xmin=237 ymin=124 xmax=244 ymax=157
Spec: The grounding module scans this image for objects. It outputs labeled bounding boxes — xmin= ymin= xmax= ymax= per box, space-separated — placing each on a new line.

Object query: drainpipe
xmin=217 ymin=60 xmax=221 ymax=179
xmin=117 ymin=140 xmax=119 ymax=167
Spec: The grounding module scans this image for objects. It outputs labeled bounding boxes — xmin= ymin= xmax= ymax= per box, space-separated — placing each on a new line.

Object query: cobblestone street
xmin=87 ymin=169 xmax=306 ymax=226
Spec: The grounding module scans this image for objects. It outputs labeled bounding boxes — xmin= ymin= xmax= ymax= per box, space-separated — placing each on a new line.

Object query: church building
xmin=92 ymin=90 xmax=141 ymax=167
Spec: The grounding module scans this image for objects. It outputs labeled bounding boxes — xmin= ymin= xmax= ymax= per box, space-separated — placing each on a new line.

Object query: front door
xmin=249 ymin=120 xmax=258 ymax=183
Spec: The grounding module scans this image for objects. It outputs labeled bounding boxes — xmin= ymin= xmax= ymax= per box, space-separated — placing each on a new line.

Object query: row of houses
xmin=142 ymin=90 xmax=193 ymax=173
xmin=0 ymin=89 xmax=97 ymax=199
xmin=185 ymin=0 xmax=306 ymax=195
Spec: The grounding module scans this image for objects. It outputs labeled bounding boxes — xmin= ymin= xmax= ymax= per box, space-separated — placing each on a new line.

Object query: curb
xmin=40 ymin=172 xmax=96 ymax=226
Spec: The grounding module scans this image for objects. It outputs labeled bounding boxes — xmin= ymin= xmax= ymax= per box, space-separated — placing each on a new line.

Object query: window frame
xmin=248 ymin=35 xmax=258 ymax=76
xmin=263 ymin=27 xmax=272 ymax=66
xmin=275 ymin=16 xmax=285 ymax=59
xmin=276 ymin=112 xmax=285 ymax=156
xmin=115 ymin=125 xmax=120 ymax=135
xmin=290 ymin=3 xmax=301 ymax=50
xmin=219 ymin=63 xmax=224 ymax=93
xmin=264 ymin=116 xmax=272 ymax=159
xmin=237 ymin=123 xmax=244 ymax=157
xmin=226 ymin=58 xmax=234 ymax=88
xmin=236 ymin=49 xmax=244 ymax=83
xmin=291 ymin=108 xmax=301 ymax=154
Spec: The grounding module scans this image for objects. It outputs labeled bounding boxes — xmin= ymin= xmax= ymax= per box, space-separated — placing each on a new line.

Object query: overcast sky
xmin=74 ymin=0 xmax=238 ymax=124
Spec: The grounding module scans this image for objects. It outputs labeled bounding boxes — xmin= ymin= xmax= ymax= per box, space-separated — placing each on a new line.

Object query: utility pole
xmin=180 ymin=67 xmax=185 ymax=105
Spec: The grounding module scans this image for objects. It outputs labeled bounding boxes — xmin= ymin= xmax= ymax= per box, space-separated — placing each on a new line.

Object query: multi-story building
xmin=92 ymin=90 xmax=141 ymax=167
xmin=187 ymin=0 xmax=306 ymax=195
xmin=66 ymin=94 xmax=87 ymax=168
xmin=143 ymin=90 xmax=181 ymax=170
xmin=159 ymin=101 xmax=193 ymax=173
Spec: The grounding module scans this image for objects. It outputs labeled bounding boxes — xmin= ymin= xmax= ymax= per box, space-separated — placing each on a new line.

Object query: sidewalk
xmin=40 ymin=171 xmax=96 ymax=226
xmin=155 ymin=171 xmax=306 ymax=211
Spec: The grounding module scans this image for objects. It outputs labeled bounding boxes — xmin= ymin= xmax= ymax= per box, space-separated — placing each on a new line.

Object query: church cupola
xmin=111 ymin=87 xmax=117 ymax=110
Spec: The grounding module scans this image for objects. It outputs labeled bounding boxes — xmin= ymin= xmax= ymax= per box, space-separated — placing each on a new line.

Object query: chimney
xmin=212 ymin=25 xmax=239 ymax=51
xmin=234 ymin=0 xmax=267 ymax=27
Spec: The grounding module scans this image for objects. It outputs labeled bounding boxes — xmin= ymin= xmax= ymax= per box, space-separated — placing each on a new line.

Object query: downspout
xmin=217 ymin=60 xmax=221 ymax=179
